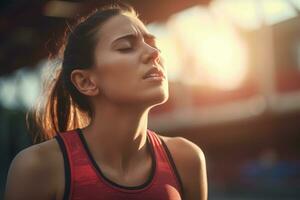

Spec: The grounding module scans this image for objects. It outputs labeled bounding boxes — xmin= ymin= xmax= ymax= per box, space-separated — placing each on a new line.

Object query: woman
xmin=5 ymin=4 xmax=207 ymax=200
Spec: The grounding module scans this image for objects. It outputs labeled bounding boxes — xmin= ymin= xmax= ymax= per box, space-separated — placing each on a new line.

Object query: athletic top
xmin=55 ymin=128 xmax=184 ymax=200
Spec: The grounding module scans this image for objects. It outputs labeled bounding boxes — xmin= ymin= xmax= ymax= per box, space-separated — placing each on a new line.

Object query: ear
xmin=70 ymin=69 xmax=99 ymax=96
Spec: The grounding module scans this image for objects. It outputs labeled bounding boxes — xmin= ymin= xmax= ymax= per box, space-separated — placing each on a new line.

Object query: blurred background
xmin=1 ymin=0 xmax=300 ymax=199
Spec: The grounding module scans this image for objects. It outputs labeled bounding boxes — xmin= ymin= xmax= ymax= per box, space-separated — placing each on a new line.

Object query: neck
xmin=81 ymin=100 xmax=151 ymax=174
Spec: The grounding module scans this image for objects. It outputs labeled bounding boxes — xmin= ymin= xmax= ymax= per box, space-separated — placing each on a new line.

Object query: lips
xmin=143 ymin=67 xmax=165 ymax=80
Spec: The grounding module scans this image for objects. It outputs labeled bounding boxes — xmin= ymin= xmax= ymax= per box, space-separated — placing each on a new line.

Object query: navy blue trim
xmin=159 ymin=136 xmax=185 ymax=198
xmin=55 ymin=135 xmax=71 ymax=200
xmin=76 ymin=128 xmax=156 ymax=190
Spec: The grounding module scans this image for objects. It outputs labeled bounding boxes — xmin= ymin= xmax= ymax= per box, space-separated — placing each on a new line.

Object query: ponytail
xmin=26 ymin=65 xmax=90 ymax=144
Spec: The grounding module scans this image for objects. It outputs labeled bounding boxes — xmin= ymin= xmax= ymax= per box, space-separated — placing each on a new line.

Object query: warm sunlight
xmin=150 ymin=6 xmax=249 ymax=90
xmin=210 ymin=0 xmax=298 ymax=29
xmin=194 ymin=29 xmax=248 ymax=90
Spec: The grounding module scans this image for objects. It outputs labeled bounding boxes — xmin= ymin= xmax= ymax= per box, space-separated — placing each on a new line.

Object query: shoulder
xmin=10 ymin=137 xmax=62 ymax=173
xmin=159 ymin=135 xmax=206 ymax=174
xmin=160 ymin=135 xmax=206 ymax=161
xmin=159 ymin=135 xmax=208 ymax=200
xmin=4 ymin=137 xmax=63 ymax=200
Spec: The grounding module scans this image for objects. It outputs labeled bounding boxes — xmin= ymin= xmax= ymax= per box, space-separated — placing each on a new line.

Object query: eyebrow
xmin=111 ymin=33 xmax=156 ymax=46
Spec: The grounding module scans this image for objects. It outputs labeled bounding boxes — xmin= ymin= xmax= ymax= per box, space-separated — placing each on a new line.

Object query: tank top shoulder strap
xmin=147 ymin=129 xmax=184 ymax=197
xmin=54 ymin=130 xmax=79 ymax=200
xmin=55 ymin=129 xmax=96 ymax=200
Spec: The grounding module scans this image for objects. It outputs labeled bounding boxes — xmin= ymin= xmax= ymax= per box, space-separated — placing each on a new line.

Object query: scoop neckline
xmin=76 ymin=128 xmax=157 ymax=190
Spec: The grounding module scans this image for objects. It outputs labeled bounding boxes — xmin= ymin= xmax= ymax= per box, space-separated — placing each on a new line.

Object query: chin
xmin=115 ymin=85 xmax=169 ymax=108
xmin=146 ymin=90 xmax=169 ymax=107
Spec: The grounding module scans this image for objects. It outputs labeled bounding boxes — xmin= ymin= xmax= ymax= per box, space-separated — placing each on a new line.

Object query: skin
xmin=4 ymin=13 xmax=207 ymax=200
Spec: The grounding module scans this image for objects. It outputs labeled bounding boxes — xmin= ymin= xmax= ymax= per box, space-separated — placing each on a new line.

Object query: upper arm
xmin=4 ymin=145 xmax=56 ymax=200
xmin=165 ymin=136 xmax=208 ymax=200
xmin=181 ymin=137 xmax=208 ymax=200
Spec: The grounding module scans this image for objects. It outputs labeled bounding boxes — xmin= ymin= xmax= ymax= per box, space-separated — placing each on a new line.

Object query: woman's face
xmin=90 ymin=13 xmax=169 ymax=108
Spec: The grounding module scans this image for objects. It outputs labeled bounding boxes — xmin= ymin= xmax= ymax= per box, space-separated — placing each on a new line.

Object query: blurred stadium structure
xmin=1 ymin=0 xmax=300 ymax=199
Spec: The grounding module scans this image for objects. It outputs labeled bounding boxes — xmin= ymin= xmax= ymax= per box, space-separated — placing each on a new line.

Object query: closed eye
xmin=118 ymin=46 xmax=161 ymax=53
xmin=118 ymin=47 xmax=133 ymax=52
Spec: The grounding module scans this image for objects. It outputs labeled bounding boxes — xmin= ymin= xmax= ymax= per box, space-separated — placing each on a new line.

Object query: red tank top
xmin=55 ymin=128 xmax=184 ymax=200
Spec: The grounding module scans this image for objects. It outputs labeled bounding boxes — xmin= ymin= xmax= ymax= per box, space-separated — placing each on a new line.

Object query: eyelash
xmin=118 ymin=47 xmax=133 ymax=52
xmin=118 ymin=46 xmax=161 ymax=53
xmin=117 ymin=39 xmax=161 ymax=53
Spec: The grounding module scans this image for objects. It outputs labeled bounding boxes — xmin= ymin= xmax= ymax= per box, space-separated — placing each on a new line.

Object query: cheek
xmin=94 ymin=54 xmax=141 ymax=100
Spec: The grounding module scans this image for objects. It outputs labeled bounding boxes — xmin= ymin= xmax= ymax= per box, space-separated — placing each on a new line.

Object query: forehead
xmin=97 ymin=14 xmax=149 ymax=45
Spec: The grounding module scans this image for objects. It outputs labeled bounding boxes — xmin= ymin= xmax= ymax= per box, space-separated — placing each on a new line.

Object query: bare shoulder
xmin=9 ymin=138 xmax=62 ymax=173
xmin=159 ymin=135 xmax=206 ymax=160
xmin=159 ymin=135 xmax=208 ymax=200
xmin=4 ymin=138 xmax=64 ymax=200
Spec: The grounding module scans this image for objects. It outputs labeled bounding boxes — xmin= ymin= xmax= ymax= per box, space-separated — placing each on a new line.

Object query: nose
xmin=141 ymin=44 xmax=161 ymax=65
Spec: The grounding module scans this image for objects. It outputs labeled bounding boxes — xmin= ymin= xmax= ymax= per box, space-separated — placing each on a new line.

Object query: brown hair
xmin=27 ymin=4 xmax=138 ymax=144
